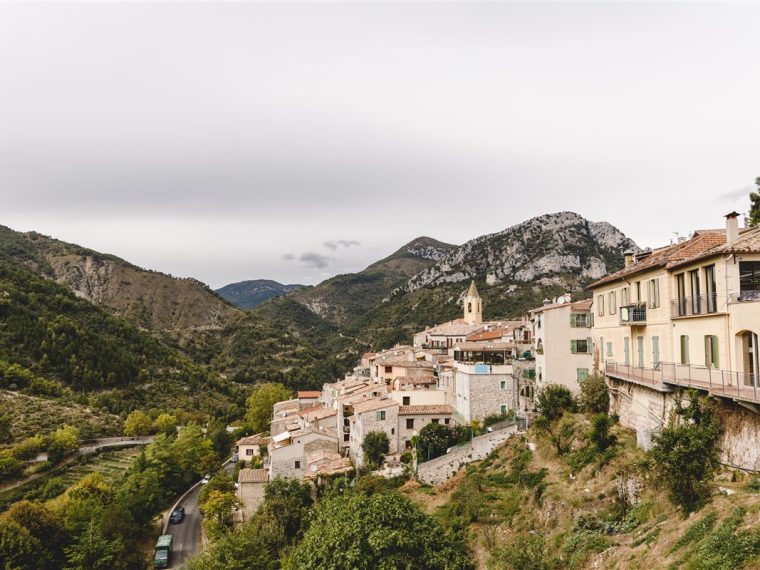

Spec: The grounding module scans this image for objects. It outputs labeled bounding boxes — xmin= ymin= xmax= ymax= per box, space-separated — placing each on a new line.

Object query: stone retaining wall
xmin=416 ymin=424 xmax=519 ymax=485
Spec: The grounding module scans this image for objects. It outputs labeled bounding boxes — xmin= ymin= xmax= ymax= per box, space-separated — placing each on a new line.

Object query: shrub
xmin=488 ymin=532 xmax=550 ymax=570
xmin=648 ymin=391 xmax=721 ymax=513
xmin=361 ymin=431 xmax=390 ymax=470
xmin=536 ymin=385 xmax=575 ymax=421
xmin=578 ymin=373 xmax=609 ymax=414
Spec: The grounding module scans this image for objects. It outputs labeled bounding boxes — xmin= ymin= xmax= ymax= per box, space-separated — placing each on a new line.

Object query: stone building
xmin=530 ymin=296 xmax=594 ymax=395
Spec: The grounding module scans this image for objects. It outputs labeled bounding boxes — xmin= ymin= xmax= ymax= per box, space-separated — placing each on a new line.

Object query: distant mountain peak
xmin=216 ymin=279 xmax=305 ymax=309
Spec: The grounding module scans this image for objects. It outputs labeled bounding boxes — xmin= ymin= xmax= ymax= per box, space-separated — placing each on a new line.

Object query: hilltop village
xmin=233 ymin=211 xmax=760 ymax=510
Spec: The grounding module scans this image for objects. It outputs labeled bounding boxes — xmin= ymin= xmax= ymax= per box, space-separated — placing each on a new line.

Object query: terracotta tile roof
xmin=589 ymin=230 xmax=726 ymax=288
xmin=570 ymin=299 xmax=593 ymax=311
xmin=668 ymin=226 xmax=760 ymax=269
xmin=396 ymin=376 xmax=437 ymax=385
xmin=351 ymin=398 xmax=399 ymax=414
xmin=238 ymin=468 xmax=268 ymax=484
xmin=236 ymin=434 xmax=268 ymax=446
xmin=466 ymin=329 xmax=504 ymax=341
xmin=399 ymin=404 xmax=453 ymax=415
xmin=297 ymin=391 xmax=321 ymax=399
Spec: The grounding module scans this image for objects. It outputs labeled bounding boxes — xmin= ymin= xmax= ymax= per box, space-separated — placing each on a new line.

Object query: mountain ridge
xmin=215 ymin=279 xmax=305 ymax=310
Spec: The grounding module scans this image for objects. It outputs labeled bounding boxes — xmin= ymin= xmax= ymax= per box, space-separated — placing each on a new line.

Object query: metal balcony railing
xmin=671 ymin=293 xmax=718 ymax=317
xmin=619 ymin=303 xmax=646 ymax=325
xmin=604 ymin=360 xmax=760 ymax=404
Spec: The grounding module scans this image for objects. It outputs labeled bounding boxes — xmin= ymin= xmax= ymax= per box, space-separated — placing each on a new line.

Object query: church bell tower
xmin=463 ymin=281 xmax=482 ymax=325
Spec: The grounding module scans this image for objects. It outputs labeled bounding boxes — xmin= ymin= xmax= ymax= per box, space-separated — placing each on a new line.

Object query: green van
xmin=154 ymin=534 xmax=173 ymax=569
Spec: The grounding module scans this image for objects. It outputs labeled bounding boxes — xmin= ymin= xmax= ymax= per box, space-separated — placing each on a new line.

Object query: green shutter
xmin=600 ymin=336 xmax=605 ymax=361
xmin=570 ymin=314 xmax=577 ymax=327
xmin=570 ymin=340 xmax=577 ymax=353
xmin=587 ymin=338 xmax=593 ymax=354
xmin=652 ymin=336 xmax=660 ymax=366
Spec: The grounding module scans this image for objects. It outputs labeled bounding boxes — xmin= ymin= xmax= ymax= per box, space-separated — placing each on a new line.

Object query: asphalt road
xmin=167 ymin=483 xmax=202 ymax=568
xmin=166 ymin=461 xmax=235 ymax=568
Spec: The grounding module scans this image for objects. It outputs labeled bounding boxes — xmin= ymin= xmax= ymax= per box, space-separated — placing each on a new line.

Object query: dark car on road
xmin=169 ymin=506 xmax=185 ymax=524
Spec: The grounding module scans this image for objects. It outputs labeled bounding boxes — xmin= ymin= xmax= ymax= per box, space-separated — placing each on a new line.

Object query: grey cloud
xmin=299 ymin=252 xmax=333 ymax=269
xmin=282 ymin=253 xmax=296 ymax=261
xmin=716 ymin=185 xmax=754 ymax=203
xmin=324 ymin=239 xmax=361 ymax=250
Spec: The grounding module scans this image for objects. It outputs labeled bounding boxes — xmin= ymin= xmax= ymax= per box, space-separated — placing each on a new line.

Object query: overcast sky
xmin=1 ymin=2 xmax=758 ymax=288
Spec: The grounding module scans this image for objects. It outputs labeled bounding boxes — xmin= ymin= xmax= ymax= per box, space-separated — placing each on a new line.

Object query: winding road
xmin=165 ymin=460 xmax=235 ymax=568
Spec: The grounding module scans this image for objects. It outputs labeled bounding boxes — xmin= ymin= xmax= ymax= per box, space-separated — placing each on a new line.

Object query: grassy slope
xmin=404 ymin=416 xmax=760 ymax=570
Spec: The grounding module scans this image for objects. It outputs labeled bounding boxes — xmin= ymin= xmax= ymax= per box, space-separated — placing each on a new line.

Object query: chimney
xmin=726 ymin=211 xmax=739 ymax=246
xmin=623 ymin=249 xmax=634 ymax=268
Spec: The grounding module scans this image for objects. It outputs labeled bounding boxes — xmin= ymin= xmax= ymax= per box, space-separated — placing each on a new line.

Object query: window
xmin=624 ymin=337 xmax=630 ymax=365
xmin=635 ymin=281 xmax=642 ymax=302
xmin=676 ymin=273 xmax=687 ymax=316
xmin=344 ymin=434 xmax=349 ymax=442
xmin=680 ymin=335 xmax=690 ymax=364
xmin=690 ymin=270 xmax=701 ymax=313
xmin=246 ymin=449 xmax=254 ymax=456
xmin=501 ymin=405 xmax=507 ymax=414
xmin=607 ymin=341 xmax=613 ymax=357
xmin=705 ymin=335 xmax=719 ymax=368
xmin=376 ymin=410 xmax=386 ymax=420
xmin=406 ymin=418 xmax=414 ymax=429
xmin=432 ymin=418 xmax=440 ymax=424
xmin=609 ymin=291 xmax=617 ymax=314
xmin=637 ymin=336 xmax=644 ymax=367
xmin=571 ymin=313 xmax=593 ymax=327
xmin=600 ymin=336 xmax=605 ymax=360
xmin=444 ymin=418 xmax=450 ymax=425
xmin=621 ymin=287 xmax=630 ymax=306
xmin=652 ymin=336 xmax=660 ymax=367
xmin=739 ymin=262 xmax=760 ymax=296
xmin=391 ymin=428 xmax=395 ymax=435
xmin=647 ymin=279 xmax=660 ymax=309
xmin=405 ymin=440 xmax=412 ymax=449
xmin=500 ymin=380 xmax=506 ymax=389
xmin=597 ymin=295 xmax=605 ymax=317
xmin=384 ymin=366 xmax=392 ymax=374
xmin=577 ymin=368 xmax=589 ymax=381
xmin=295 ymin=461 xmax=301 ymax=469
xmin=402 ymin=396 xmax=410 ymax=405
xmin=571 ymin=339 xmax=592 ymax=354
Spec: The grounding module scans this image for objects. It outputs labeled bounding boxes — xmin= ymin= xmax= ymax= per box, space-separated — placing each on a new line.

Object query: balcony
xmin=671 ymin=293 xmax=718 ymax=317
xmin=522 ymin=369 xmax=536 ymax=380
xmin=619 ymin=303 xmax=646 ymax=326
xmin=605 ymin=361 xmax=760 ymax=405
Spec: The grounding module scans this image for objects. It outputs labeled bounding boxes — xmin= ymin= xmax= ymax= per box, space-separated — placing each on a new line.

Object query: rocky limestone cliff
xmin=405 ymin=212 xmax=636 ymax=292
xmin=46 ymin=254 xmax=240 ymax=332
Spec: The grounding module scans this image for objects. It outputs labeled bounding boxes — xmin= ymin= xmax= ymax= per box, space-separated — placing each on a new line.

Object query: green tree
xmin=186 ymin=511 xmax=285 ymax=570
xmin=261 ymin=477 xmax=313 ymax=542
xmin=63 ymin=519 xmax=127 ymax=570
xmin=47 ymin=424 xmax=80 ymax=464
xmin=417 ymin=422 xmax=455 ymax=461
xmin=362 ymin=431 xmax=390 ymax=470
xmin=152 ymin=413 xmax=177 ymax=436
xmin=0 ymin=518 xmax=42 ymax=570
xmin=123 ymin=410 xmax=152 ymax=437
xmin=578 ymin=374 xmax=609 ymax=414
xmin=200 ymin=489 xmax=240 ymax=539
xmin=750 ymin=176 xmax=760 ymax=228
xmin=0 ymin=454 xmax=25 ymax=481
xmin=4 ymin=500 xmax=66 ymax=567
xmin=536 ymin=385 xmax=575 ymax=421
xmin=648 ymin=391 xmax=722 ymax=513
xmin=535 ymin=413 xmax=575 ymax=456
xmin=245 ymin=383 xmax=292 ymax=433
xmin=289 ymin=490 xmax=471 ymax=570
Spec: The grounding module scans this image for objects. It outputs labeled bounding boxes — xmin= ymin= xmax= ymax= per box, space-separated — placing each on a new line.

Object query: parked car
xmin=169 ymin=506 xmax=185 ymax=524
xmin=230 ymin=454 xmax=239 ymax=463
xmin=201 ymin=474 xmax=211 ymax=485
